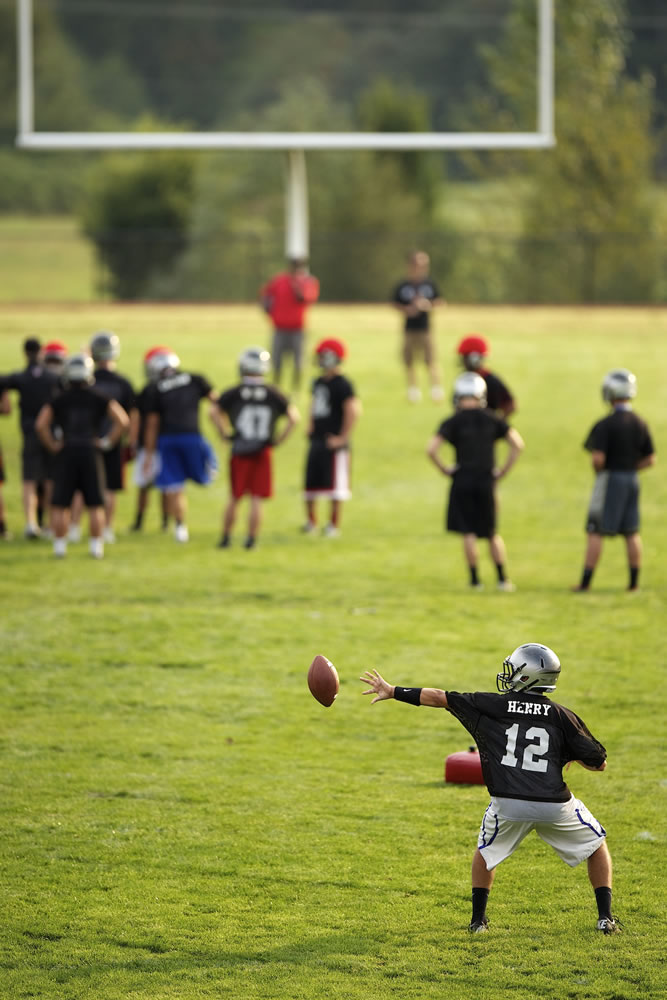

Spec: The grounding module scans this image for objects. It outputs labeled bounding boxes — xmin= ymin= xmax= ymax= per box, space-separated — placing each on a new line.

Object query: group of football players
xmin=0 ymin=328 xmax=656 ymax=589
xmin=0 ymin=331 xmax=363 ymax=557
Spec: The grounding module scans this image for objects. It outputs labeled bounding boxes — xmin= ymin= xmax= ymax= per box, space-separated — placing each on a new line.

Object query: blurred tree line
xmin=0 ymin=0 xmax=665 ymax=302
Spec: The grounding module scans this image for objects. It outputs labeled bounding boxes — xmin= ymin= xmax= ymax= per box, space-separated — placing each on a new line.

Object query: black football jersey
xmin=446 ymin=691 xmax=607 ymax=802
xmin=93 ymin=368 xmax=136 ymax=437
xmin=4 ymin=364 xmax=60 ymax=432
xmin=145 ymin=372 xmax=212 ymax=435
xmin=392 ymin=279 xmax=441 ymax=331
xmin=50 ymin=385 xmax=110 ymax=447
xmin=482 ymin=371 xmax=514 ymax=414
xmin=310 ymin=374 xmax=355 ymax=440
xmin=584 ymin=408 xmax=654 ymax=471
xmin=437 ymin=409 xmax=509 ymax=475
xmin=218 ymin=381 xmax=289 ymax=456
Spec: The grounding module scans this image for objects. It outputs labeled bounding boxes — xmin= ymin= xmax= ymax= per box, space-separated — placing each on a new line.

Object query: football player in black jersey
xmin=361 ymin=643 xmax=620 ymax=935
xmin=129 ymin=346 xmax=172 ymax=534
xmin=303 ymin=339 xmax=361 ymax=538
xmin=87 ymin=331 xmax=137 ymax=544
xmin=573 ymin=369 xmax=655 ymax=593
xmin=211 ymin=347 xmax=300 ymax=549
xmin=2 ymin=337 xmax=60 ymax=538
xmin=427 ymin=372 xmax=524 ymax=590
xmin=456 ymin=334 xmax=516 ymax=417
xmin=0 ymin=381 xmax=10 ymax=539
xmin=142 ymin=352 xmax=218 ymax=543
xmin=35 ymin=354 xmax=129 ymax=559
xmin=392 ymin=250 xmax=445 ymax=404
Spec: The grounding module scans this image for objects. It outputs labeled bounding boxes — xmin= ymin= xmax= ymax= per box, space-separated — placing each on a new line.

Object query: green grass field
xmin=0 ymin=304 xmax=665 ymax=999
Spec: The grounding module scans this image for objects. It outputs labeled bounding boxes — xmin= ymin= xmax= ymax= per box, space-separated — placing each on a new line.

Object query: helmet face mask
xmin=601 ymin=368 xmax=637 ymax=403
xmin=315 ymin=338 xmax=345 ymax=370
xmin=90 ymin=330 xmax=120 ymax=363
xmin=453 ymin=372 xmax=487 ymax=407
xmin=497 ymin=643 xmax=561 ymax=694
xmin=239 ymin=347 xmax=270 ymax=377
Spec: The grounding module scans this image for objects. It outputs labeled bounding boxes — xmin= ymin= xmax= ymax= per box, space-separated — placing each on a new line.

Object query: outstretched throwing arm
xmin=360 ymin=669 xmax=448 ymax=708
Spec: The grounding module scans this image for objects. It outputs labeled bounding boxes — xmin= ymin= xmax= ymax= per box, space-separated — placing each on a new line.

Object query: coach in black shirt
xmin=573 ymin=368 xmax=655 ymax=592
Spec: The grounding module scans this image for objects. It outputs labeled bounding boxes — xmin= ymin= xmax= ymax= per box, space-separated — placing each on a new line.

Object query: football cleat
xmin=174 ymin=524 xmax=189 ymax=543
xmin=596 ymin=917 xmax=622 ymax=935
xmin=497 ymin=643 xmax=561 ymax=694
xmin=497 ymin=580 xmax=516 ymax=592
xmin=468 ymin=918 xmax=489 ymax=933
xmin=322 ymin=524 xmax=340 ymax=538
xmin=407 ymin=385 xmax=422 ymax=403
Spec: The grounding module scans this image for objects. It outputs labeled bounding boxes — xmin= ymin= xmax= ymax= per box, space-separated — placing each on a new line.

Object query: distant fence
xmin=2 ymin=226 xmax=666 ymax=305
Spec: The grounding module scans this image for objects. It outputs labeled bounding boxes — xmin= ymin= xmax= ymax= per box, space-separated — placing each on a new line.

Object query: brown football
xmin=307 ymin=654 xmax=340 ymax=707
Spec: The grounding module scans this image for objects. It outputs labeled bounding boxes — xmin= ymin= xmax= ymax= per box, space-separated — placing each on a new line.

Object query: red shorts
xmin=230 ymin=448 xmax=273 ymax=499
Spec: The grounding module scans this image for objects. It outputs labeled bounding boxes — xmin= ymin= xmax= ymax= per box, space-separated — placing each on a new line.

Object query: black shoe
xmin=596 ymin=916 xmax=622 ymax=935
xmin=130 ymin=522 xmax=143 ymax=532
xmin=468 ymin=918 xmax=489 ymax=934
xmin=218 ymin=536 xmax=231 ymax=549
xmin=243 ymin=536 xmax=256 ymax=550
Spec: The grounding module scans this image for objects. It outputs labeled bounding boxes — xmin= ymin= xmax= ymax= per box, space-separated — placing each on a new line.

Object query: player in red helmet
xmin=457 ymin=335 xmax=516 ymax=418
xmin=302 ymin=339 xmax=361 ymax=537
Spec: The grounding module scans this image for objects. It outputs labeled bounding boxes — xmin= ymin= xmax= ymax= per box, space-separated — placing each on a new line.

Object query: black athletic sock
xmin=594 ymin=886 xmax=613 ymax=921
xmin=471 ymin=887 xmax=489 ymax=923
xmin=470 ymin=566 xmax=480 ymax=586
xmin=495 ymin=562 xmax=506 ymax=583
xmin=579 ymin=567 xmax=594 ymax=590
xmin=628 ymin=567 xmax=639 ymax=590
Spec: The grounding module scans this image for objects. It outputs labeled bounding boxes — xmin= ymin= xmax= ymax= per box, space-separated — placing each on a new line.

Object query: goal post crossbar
xmin=16 ymin=0 xmax=555 ymax=152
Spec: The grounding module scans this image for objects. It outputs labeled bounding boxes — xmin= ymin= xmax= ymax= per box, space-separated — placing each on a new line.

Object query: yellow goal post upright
xmin=16 ymin=0 xmax=555 ymax=261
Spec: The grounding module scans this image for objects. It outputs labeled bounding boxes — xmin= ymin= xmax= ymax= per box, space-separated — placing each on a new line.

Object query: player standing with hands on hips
xmin=360 ymin=643 xmax=620 ymax=935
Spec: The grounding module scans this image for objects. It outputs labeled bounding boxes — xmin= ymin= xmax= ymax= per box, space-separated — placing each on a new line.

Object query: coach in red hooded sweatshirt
xmin=260 ymin=258 xmax=320 ymax=392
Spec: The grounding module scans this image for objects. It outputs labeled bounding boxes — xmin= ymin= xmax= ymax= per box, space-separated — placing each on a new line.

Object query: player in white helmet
xmin=360 ymin=642 xmax=620 ymax=936
xmin=573 ymin=369 xmax=655 ymax=592
xmin=210 ymin=347 xmax=299 ymax=549
xmin=426 ymin=372 xmax=524 ymax=590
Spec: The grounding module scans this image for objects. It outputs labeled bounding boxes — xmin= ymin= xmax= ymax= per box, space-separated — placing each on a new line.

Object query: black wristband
xmin=393 ymin=687 xmax=422 ymax=706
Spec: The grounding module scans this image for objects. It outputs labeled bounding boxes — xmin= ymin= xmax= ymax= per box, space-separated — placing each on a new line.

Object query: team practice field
xmin=0 ymin=303 xmax=665 ymax=999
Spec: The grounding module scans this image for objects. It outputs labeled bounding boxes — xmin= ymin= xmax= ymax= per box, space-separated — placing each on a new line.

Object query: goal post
xmin=15 ymin=0 xmax=555 ymax=259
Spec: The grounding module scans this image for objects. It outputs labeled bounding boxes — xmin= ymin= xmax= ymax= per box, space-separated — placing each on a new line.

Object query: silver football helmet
xmin=90 ymin=330 xmax=120 ymax=363
xmin=239 ymin=347 xmax=270 ymax=377
xmin=601 ymin=368 xmax=637 ymax=403
xmin=147 ymin=351 xmax=181 ymax=379
xmin=63 ymin=353 xmax=95 ymax=385
xmin=497 ymin=643 xmax=561 ymax=694
xmin=453 ymin=372 xmax=487 ymax=407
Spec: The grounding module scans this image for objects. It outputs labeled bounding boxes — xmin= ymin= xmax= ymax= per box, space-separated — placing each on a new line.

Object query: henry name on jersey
xmin=506 ymin=700 xmax=552 ymax=716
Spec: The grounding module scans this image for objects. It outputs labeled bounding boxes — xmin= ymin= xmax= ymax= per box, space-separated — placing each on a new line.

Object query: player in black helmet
xmin=360 ymin=643 xmax=620 ymax=936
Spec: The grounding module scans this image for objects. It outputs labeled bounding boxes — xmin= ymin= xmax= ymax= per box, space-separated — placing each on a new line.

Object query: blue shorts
xmin=156 ymin=433 xmax=218 ymax=492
